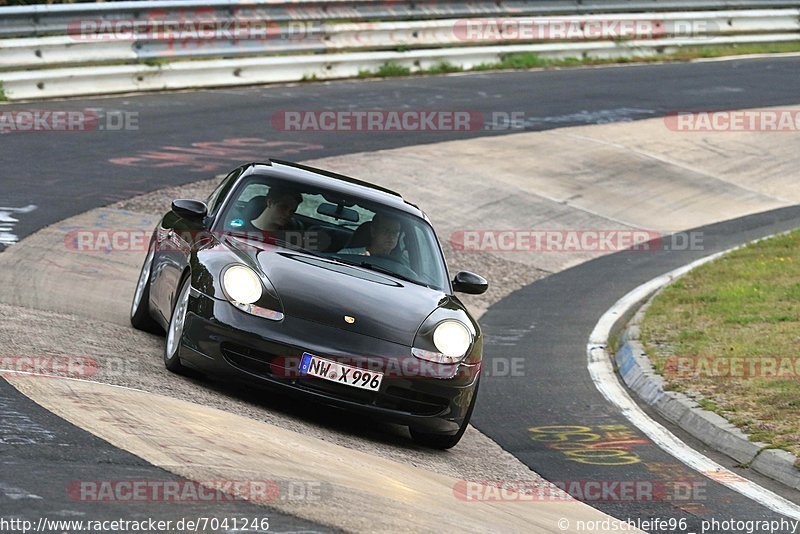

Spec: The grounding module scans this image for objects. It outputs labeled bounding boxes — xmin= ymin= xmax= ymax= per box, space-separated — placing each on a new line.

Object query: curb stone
xmin=615 ymin=296 xmax=800 ymax=491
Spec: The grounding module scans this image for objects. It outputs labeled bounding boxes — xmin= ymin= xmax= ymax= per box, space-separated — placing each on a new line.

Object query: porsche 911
xmin=130 ymin=160 xmax=488 ymax=448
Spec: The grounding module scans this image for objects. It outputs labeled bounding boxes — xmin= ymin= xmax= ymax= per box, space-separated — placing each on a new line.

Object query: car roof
xmin=240 ymin=160 xmax=427 ymax=220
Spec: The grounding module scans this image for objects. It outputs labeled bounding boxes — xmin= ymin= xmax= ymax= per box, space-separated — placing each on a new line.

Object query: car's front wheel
xmin=164 ymin=275 xmax=192 ymax=374
xmin=410 ymin=377 xmax=480 ymax=449
xmin=130 ymin=245 xmax=160 ymax=334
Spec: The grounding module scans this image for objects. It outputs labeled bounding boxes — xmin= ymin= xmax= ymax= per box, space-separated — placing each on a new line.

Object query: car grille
xmin=221 ymin=342 xmax=449 ymax=416
xmin=221 ymin=343 xmax=280 ymax=377
xmin=380 ymin=386 xmax=448 ymax=416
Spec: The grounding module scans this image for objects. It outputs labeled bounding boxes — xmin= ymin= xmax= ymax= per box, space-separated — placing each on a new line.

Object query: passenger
xmin=250 ymin=187 xmax=303 ymax=232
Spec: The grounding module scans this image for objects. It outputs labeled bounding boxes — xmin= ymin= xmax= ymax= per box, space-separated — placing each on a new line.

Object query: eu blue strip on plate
xmin=299 ymin=352 xmax=312 ymax=374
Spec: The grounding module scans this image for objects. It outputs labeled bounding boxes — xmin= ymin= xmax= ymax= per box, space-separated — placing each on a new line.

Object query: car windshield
xmin=213 ymin=174 xmax=450 ymax=291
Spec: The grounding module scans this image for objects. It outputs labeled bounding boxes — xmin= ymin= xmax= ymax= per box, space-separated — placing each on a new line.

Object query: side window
xmin=221 ymin=183 xmax=270 ymax=230
xmin=206 ymin=168 xmax=243 ymax=217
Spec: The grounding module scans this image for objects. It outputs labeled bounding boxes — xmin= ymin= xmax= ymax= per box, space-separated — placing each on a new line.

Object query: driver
xmin=340 ymin=213 xmax=401 ymax=256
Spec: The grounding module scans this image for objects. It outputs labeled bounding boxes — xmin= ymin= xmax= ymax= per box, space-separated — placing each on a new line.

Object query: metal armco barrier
xmin=2 ymin=0 xmax=798 ymax=38
xmin=0 ymin=1 xmax=798 ymax=100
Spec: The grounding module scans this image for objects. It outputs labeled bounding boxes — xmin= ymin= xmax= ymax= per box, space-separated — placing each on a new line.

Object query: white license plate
xmin=299 ymin=352 xmax=383 ymax=392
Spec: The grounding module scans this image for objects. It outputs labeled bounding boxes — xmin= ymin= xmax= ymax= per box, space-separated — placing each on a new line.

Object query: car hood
xmin=252 ymin=247 xmax=448 ymax=346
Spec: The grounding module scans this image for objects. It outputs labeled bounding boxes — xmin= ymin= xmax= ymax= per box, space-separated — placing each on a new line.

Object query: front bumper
xmin=179 ymin=290 xmax=480 ymax=434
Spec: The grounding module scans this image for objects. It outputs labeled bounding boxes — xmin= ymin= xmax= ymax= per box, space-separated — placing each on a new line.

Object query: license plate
xmin=299 ymin=352 xmax=383 ymax=392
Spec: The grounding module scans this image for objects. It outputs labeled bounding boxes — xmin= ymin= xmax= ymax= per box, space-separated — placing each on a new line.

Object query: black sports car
xmin=130 ymin=160 xmax=488 ymax=448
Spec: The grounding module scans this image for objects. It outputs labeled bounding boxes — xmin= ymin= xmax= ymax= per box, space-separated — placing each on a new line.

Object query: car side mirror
xmin=172 ymin=199 xmax=208 ymax=221
xmin=452 ymin=271 xmax=488 ymax=295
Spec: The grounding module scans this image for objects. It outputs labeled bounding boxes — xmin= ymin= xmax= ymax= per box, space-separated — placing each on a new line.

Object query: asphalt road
xmin=0 ymin=378 xmax=333 ymax=532
xmin=2 ymin=56 xmax=800 ymax=530
xmin=2 ymin=56 xmax=800 ymax=246
xmin=473 ymin=207 xmax=800 ymax=533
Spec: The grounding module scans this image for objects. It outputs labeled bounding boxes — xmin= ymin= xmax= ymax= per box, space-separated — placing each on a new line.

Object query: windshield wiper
xmin=272 ymin=238 xmax=328 ymax=258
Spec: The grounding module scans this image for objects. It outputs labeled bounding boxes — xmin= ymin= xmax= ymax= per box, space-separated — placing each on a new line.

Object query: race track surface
xmin=2 ymin=56 xmax=800 ymax=530
xmin=474 ymin=206 xmax=800 ymax=533
xmin=3 ymin=56 xmax=800 ymax=244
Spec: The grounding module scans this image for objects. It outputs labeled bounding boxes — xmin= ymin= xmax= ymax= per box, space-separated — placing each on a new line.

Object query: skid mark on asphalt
xmin=510 ymin=107 xmax=657 ymax=128
xmin=109 ymin=138 xmax=324 ymax=172
xmin=0 ymin=393 xmax=57 ymax=445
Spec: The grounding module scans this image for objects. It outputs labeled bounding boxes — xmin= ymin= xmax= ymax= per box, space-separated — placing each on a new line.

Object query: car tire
xmin=164 ymin=275 xmax=192 ymax=374
xmin=130 ymin=245 xmax=161 ymax=334
xmin=410 ymin=377 xmax=480 ymax=450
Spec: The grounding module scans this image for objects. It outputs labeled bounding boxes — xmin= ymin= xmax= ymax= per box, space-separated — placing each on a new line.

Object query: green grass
xmin=375 ymin=63 xmax=411 ymax=77
xmin=358 ymin=62 xmax=411 ymax=78
xmin=141 ymin=58 xmax=168 ymax=68
xmin=608 ymin=332 xmax=622 ymax=355
xmin=359 ymin=61 xmax=463 ymax=79
xmin=474 ymin=53 xmax=585 ymax=71
xmin=0 ymin=81 xmax=6 ymax=102
xmin=641 ymin=230 xmax=800 ymax=458
xmin=478 ymin=42 xmax=800 ymax=71
xmin=352 ymin=42 xmax=800 ymax=82
xmin=659 ymin=41 xmax=800 ymax=60
xmin=425 ymin=62 xmax=463 ymax=75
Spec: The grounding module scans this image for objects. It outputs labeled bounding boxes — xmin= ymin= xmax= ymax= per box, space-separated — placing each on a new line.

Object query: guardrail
xmin=0 ymin=1 xmax=798 ymax=101
xmin=2 ymin=0 xmax=798 ymax=38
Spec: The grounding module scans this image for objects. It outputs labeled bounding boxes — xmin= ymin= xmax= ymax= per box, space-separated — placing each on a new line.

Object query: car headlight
xmin=433 ymin=321 xmax=472 ymax=357
xmin=222 ymin=265 xmax=262 ymax=304
xmin=412 ymin=320 xmax=472 ymax=364
xmin=221 ymin=264 xmax=285 ymax=321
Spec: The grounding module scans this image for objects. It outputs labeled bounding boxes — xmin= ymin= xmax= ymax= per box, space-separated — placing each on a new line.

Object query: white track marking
xmin=0 ymin=204 xmax=37 ymax=245
xmin=0 ymin=481 xmax=43 ymax=501
xmin=588 ymin=235 xmax=800 ymax=520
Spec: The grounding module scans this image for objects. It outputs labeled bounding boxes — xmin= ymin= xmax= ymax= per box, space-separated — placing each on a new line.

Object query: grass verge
xmin=0 ymin=81 xmax=6 ymax=102
xmin=358 ymin=62 xmax=411 ymax=78
xmin=640 ymin=230 xmax=800 ymax=461
xmin=355 ymin=42 xmax=800 ymax=80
